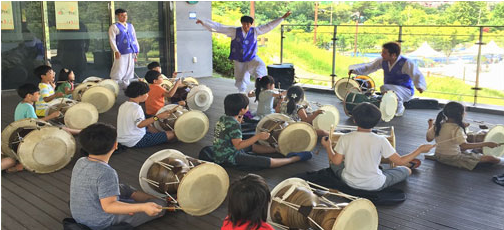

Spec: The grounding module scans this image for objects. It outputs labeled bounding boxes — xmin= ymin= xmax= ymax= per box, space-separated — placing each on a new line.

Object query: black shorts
xmin=234 ymin=151 xmax=271 ymax=169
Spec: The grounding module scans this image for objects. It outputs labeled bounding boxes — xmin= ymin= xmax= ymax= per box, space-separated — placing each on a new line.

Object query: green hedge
xmin=212 ymin=37 xmax=234 ymax=78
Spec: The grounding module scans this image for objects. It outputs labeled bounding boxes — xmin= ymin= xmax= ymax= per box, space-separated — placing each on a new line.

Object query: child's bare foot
xmin=6 ymin=163 xmax=24 ymax=173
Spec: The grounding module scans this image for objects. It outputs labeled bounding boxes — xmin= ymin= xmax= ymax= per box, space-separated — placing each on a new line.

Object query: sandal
xmin=408 ymin=159 xmax=421 ymax=169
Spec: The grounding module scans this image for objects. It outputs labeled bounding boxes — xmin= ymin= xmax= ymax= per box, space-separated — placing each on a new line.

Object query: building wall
xmin=175 ymin=1 xmax=212 ymax=78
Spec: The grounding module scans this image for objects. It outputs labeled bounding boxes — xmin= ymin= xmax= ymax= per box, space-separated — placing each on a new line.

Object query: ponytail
xmin=435 ymin=101 xmax=466 ymax=136
xmin=285 ymin=86 xmax=304 ymax=115
xmin=254 ymin=75 xmax=275 ymax=102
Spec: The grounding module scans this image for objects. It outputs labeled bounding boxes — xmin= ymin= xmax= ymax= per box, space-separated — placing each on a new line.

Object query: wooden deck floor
xmin=2 ymin=77 xmax=504 ymax=230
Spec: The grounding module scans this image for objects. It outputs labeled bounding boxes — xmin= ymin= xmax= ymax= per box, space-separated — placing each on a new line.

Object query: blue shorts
xmin=133 ymin=132 xmax=169 ymax=148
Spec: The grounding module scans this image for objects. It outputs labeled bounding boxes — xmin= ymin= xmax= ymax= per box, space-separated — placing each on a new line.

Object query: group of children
xmin=3 ymin=64 xmax=504 ymax=230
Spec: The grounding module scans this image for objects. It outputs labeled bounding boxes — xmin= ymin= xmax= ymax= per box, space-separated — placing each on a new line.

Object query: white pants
xmin=110 ymin=53 xmax=135 ymax=89
xmin=380 ymin=84 xmax=413 ymax=109
xmin=233 ymin=56 xmax=267 ymax=93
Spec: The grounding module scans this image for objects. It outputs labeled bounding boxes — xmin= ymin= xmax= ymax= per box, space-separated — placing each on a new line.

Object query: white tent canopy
xmin=407 ymin=42 xmax=444 ymax=57
xmin=458 ymin=40 xmax=504 ymax=55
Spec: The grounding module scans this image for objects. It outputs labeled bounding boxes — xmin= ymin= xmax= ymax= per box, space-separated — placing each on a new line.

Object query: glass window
xmin=1 ymin=1 xmax=44 ymax=90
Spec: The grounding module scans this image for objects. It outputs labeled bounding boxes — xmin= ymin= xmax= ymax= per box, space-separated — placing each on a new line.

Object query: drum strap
xmin=297 ymin=206 xmax=313 ymax=217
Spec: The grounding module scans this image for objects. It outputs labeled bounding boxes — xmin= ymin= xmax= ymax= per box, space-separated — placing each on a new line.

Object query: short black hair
xmin=147 ymin=62 xmax=161 ymax=70
xmin=79 ymin=123 xmax=117 ymax=156
xmin=382 ymin=42 xmax=401 ymax=56
xmin=144 ymin=70 xmax=161 ymax=84
xmin=124 ymin=81 xmax=150 ymax=98
xmin=224 ymin=93 xmax=249 ymax=116
xmin=240 ymin=16 xmax=254 ymax=24
xmin=17 ymin=83 xmax=39 ymax=99
xmin=352 ymin=102 xmax=381 ymax=129
xmin=34 ymin=65 xmax=53 ymax=79
xmin=227 ymin=174 xmax=270 ymax=230
xmin=115 ymin=8 xmax=127 ymax=15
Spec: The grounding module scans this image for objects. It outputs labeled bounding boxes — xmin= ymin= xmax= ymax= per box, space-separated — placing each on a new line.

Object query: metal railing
xmin=279 ymin=24 xmax=504 ymax=106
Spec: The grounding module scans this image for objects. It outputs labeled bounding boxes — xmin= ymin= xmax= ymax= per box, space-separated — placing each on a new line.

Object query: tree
xmin=444 ymin=2 xmax=489 ymax=25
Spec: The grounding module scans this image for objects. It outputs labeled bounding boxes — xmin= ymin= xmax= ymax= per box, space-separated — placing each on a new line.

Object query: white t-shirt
xmin=334 ymin=131 xmax=396 ymax=190
xmin=256 ymin=89 xmax=275 ymax=118
xmin=117 ymin=101 xmax=146 ymax=147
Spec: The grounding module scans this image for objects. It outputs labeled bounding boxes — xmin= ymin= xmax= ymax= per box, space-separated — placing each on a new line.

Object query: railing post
xmin=473 ymin=26 xmax=484 ymax=105
xmin=397 ymin=26 xmax=403 ymax=43
xmin=331 ymin=25 xmax=338 ymax=88
xmin=280 ymin=25 xmax=284 ymax=64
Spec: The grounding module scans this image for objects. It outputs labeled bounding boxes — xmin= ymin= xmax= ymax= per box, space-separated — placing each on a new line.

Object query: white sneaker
xmin=395 ymin=103 xmax=405 ymax=117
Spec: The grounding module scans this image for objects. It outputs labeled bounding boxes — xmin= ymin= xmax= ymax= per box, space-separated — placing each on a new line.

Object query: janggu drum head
xmin=334 ymin=78 xmax=361 ymax=101
xmin=64 ymin=102 xmax=99 ymax=129
xmin=17 ymin=126 xmax=76 ymax=173
xmin=483 ymin=125 xmax=504 ymax=157
xmin=82 ymin=76 xmax=103 ymax=83
xmin=186 ymin=85 xmax=214 ymax=111
xmin=72 ymin=82 xmax=97 ymax=101
xmin=379 ymin=91 xmax=398 ymax=122
xmin=313 ymin=105 xmax=340 ymax=131
xmin=81 ymin=86 xmax=116 ymax=113
xmin=154 ymin=104 xmax=209 ymax=143
xmin=1 ymin=119 xmax=52 ymax=159
xmin=97 ymin=79 xmax=120 ymax=97
xmin=277 ymin=122 xmax=317 ymax=156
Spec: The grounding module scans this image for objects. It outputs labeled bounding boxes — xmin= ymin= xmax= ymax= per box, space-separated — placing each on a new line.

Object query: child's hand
xmin=175 ymin=78 xmax=183 ymax=88
xmin=178 ymin=101 xmax=186 ymax=107
xmin=247 ymin=90 xmax=255 ymax=97
xmin=55 ymin=92 xmax=64 ymax=98
xmin=315 ymin=109 xmax=324 ymax=116
xmin=417 ymin=144 xmax=436 ymax=153
xmin=142 ymin=202 xmax=163 ymax=216
xmin=156 ymin=111 xmax=172 ymax=120
xmin=172 ymin=72 xmax=178 ymax=78
xmin=427 ymin=119 xmax=434 ymax=127
xmin=48 ymin=111 xmax=61 ymax=119
xmin=463 ymin=122 xmax=470 ymax=128
xmin=257 ymin=132 xmax=270 ymax=140
xmin=321 ymin=136 xmax=331 ymax=148
xmin=485 ymin=142 xmax=500 ymax=148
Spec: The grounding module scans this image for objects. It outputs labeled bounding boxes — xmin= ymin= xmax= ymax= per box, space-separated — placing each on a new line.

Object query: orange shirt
xmin=145 ymin=84 xmax=167 ymax=115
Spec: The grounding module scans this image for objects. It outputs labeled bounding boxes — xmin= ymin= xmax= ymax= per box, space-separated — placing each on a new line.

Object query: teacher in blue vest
xmin=197 ymin=11 xmax=291 ymax=93
xmin=348 ymin=42 xmax=427 ymax=116
xmin=109 ymin=8 xmax=139 ymax=90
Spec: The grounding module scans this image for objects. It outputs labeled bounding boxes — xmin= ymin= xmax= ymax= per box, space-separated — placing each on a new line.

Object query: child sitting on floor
xmin=248 ymin=75 xmax=286 ymax=118
xmin=70 ymin=123 xmax=166 ymax=229
xmin=426 ymin=101 xmax=503 ymax=170
xmin=201 ymin=93 xmax=311 ymax=169
xmin=221 ymin=174 xmax=274 ymax=230
xmin=117 ymin=81 xmax=176 ymax=148
xmin=144 ymin=70 xmax=182 ymax=117
xmin=55 ymin=68 xmax=75 ymax=98
xmin=321 ymin=102 xmax=435 ymax=191
xmin=34 ymin=65 xmax=64 ymax=117
xmin=277 ymin=86 xmax=328 ymax=136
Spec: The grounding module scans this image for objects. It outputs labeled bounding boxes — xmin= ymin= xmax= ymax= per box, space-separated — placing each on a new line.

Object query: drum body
xmin=268 ymin=178 xmax=378 ymax=230
xmin=256 ymin=113 xmax=317 ymax=156
xmin=45 ymin=99 xmax=98 ymax=129
xmin=330 ymin=126 xmax=396 ymax=149
xmin=343 ymin=92 xmax=380 ymax=117
xmin=1 ymin=119 xmax=75 ymax=173
xmin=139 ymin=149 xmax=229 ymax=216
xmin=334 ymin=76 xmax=375 ymax=101
xmin=153 ymin=104 xmax=209 ymax=143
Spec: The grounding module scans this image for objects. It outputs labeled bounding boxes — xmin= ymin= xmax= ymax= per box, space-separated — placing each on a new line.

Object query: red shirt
xmin=145 ymin=84 xmax=167 ymax=115
xmin=221 ymin=217 xmax=274 ymax=230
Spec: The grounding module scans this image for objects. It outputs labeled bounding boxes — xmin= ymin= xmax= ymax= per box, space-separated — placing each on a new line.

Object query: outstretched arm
xmin=255 ymin=11 xmax=291 ymax=35
xmin=348 ymin=57 xmax=383 ymax=76
xmin=196 ymin=19 xmax=236 ymax=38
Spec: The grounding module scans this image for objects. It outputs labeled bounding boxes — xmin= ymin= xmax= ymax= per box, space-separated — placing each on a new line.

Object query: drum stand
xmin=269 ymin=181 xmax=360 ymax=230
